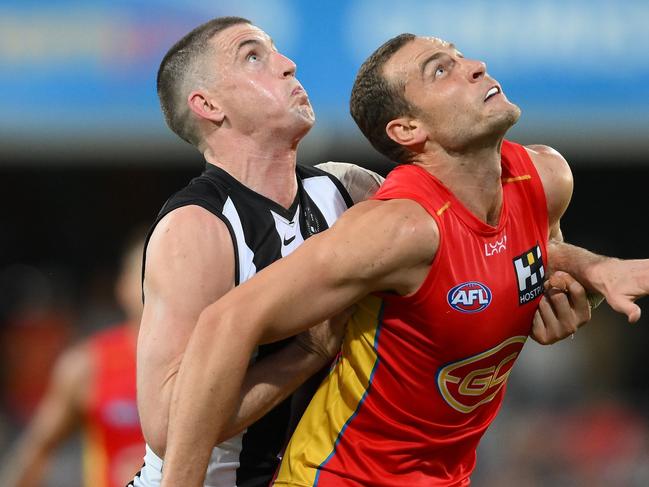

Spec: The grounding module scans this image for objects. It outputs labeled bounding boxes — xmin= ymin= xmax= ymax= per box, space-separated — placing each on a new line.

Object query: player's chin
xmin=295 ymin=105 xmax=316 ymax=126
xmin=489 ymin=105 xmax=521 ymax=132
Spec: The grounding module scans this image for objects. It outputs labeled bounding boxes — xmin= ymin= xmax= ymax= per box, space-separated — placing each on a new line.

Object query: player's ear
xmin=188 ymin=90 xmax=225 ymax=124
xmin=386 ymin=117 xmax=426 ymax=149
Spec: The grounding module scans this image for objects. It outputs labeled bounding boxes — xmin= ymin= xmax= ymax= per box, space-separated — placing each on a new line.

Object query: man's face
xmin=384 ymin=37 xmax=520 ymax=150
xmin=206 ymin=23 xmax=314 ymax=137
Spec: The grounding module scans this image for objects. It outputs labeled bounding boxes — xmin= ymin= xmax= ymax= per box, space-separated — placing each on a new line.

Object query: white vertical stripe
xmin=270 ymin=207 xmax=305 ymax=258
xmin=302 ymin=176 xmax=348 ymax=227
xmin=222 ymin=197 xmax=257 ymax=283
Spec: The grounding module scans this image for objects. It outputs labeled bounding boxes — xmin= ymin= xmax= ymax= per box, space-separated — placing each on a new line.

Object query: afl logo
xmin=447 ymin=281 xmax=492 ymax=313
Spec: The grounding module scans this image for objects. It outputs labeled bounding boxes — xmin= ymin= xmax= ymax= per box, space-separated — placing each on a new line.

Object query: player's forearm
xmin=0 ymin=440 xmax=50 ymax=487
xmin=161 ymin=308 xmax=260 ymax=487
xmin=218 ymin=339 xmax=330 ymax=444
xmin=547 ymin=241 xmax=610 ymax=294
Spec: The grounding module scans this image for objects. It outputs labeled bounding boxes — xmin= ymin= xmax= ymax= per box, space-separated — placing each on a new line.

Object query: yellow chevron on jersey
xmin=275 ymin=295 xmax=384 ymax=486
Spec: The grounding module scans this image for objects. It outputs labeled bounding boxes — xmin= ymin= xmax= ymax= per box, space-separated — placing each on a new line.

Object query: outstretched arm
xmin=547 ymin=242 xmax=649 ymax=323
xmin=160 ymin=199 xmax=438 ymax=487
xmin=529 ymin=144 xmax=649 ymax=326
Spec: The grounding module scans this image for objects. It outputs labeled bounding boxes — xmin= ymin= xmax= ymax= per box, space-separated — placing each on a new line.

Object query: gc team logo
xmin=437 ymin=336 xmax=527 ymax=414
xmin=447 ymin=281 xmax=492 ymax=313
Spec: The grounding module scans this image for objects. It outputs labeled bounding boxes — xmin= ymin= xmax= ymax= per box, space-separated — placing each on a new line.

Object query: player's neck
xmin=415 ymin=143 xmax=504 ymax=226
xmin=203 ymin=134 xmax=299 ymax=209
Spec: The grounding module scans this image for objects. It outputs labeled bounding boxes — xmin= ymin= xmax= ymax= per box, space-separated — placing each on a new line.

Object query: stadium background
xmin=1 ymin=1 xmax=648 ymax=485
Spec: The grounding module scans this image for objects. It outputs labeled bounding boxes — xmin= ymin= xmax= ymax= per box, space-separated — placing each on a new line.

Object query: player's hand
xmin=295 ymin=306 xmax=355 ymax=362
xmin=590 ymin=258 xmax=649 ymax=323
xmin=531 ymin=271 xmax=591 ymax=345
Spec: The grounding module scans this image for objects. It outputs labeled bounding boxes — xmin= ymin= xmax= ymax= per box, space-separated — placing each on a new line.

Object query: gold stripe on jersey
xmin=275 ymin=295 xmax=384 ymax=486
xmin=83 ymin=424 xmax=108 ymax=487
xmin=436 ymin=201 xmax=451 ymax=216
xmin=502 ymin=174 xmax=532 ymax=184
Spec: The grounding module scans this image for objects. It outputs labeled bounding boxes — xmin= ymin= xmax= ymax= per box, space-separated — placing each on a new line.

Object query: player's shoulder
xmin=524 ymin=144 xmax=569 ymax=170
xmin=315 ymin=161 xmax=384 ymax=204
xmin=524 ymin=144 xmax=572 ymax=186
xmin=149 ymin=205 xmax=232 ymax=255
xmin=524 ymin=144 xmax=574 ymax=219
xmin=145 ymin=205 xmax=235 ymax=290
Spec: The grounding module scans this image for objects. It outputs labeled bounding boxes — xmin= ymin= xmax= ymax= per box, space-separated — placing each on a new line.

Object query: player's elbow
xmin=196 ymin=302 xmax=262 ymax=351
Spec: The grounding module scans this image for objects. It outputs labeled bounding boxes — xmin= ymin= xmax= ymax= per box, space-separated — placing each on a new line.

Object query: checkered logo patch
xmin=512 ymin=244 xmax=545 ymax=305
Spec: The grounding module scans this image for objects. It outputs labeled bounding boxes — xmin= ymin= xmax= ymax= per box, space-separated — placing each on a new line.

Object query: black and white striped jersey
xmin=141 ymin=162 xmax=355 ymax=487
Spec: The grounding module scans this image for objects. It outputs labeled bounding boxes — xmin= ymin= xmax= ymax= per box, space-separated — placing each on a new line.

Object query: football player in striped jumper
xmin=131 ymin=16 xmax=384 ymax=487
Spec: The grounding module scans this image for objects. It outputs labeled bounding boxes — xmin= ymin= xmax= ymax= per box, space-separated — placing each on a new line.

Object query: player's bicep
xmin=140 ymin=206 xmax=235 ymax=352
xmin=137 ymin=206 xmax=236 ymax=449
xmin=205 ymin=199 xmax=436 ymax=345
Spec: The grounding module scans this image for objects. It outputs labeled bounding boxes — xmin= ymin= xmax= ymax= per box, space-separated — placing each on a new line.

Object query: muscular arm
xmin=160 ymin=199 xmax=437 ymax=487
xmin=137 ymin=206 xmax=340 ymax=457
xmin=0 ymin=345 xmax=89 ymax=487
xmin=529 ymin=144 xmax=649 ymax=326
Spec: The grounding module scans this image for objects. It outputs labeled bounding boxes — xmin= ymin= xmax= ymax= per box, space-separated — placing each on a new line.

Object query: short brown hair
xmin=157 ymin=16 xmax=251 ymax=146
xmin=350 ymin=33 xmax=417 ymax=164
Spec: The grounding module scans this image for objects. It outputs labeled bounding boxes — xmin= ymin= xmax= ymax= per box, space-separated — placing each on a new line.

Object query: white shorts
xmin=127 ymin=439 xmax=243 ymax=487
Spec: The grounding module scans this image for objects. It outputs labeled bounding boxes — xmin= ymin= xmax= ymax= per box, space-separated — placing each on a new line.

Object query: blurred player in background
xmin=0 ymin=232 xmax=146 ymax=487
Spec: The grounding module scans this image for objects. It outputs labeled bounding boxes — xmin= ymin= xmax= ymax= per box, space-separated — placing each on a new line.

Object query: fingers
xmin=532 ymin=295 xmax=569 ymax=345
xmin=531 ymin=309 xmax=548 ymax=344
xmin=545 ymin=270 xmax=572 ymax=291
xmin=608 ymin=298 xmax=642 ymax=324
xmin=564 ymin=279 xmax=591 ymax=326
xmin=530 ymin=274 xmax=592 ymax=345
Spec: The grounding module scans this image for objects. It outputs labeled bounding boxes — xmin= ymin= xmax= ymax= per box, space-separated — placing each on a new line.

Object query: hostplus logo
xmin=512 ymin=244 xmax=545 ymax=305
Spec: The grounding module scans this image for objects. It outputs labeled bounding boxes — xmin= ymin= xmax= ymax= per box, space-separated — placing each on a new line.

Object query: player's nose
xmin=467 ymin=59 xmax=486 ymax=82
xmin=275 ymin=52 xmax=296 ymax=78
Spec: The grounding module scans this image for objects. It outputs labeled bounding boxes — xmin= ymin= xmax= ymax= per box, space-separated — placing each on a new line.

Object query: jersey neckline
xmin=409 ymin=164 xmax=508 ymax=236
xmin=203 ymin=163 xmax=301 ymax=221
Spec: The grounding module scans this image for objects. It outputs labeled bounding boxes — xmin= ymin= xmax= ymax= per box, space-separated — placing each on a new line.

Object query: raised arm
xmin=137 ymin=206 xmax=342 ymax=458
xmin=160 ymin=198 xmax=438 ymax=487
xmin=0 ymin=345 xmax=89 ymax=487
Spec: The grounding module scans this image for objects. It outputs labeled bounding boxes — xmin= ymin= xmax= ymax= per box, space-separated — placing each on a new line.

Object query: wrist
xmin=584 ymin=256 xmax=616 ymax=295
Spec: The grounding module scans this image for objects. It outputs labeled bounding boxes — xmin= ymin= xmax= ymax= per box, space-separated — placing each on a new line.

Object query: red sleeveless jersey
xmin=83 ymin=323 xmax=145 ymax=487
xmin=275 ymin=140 xmax=548 ymax=486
